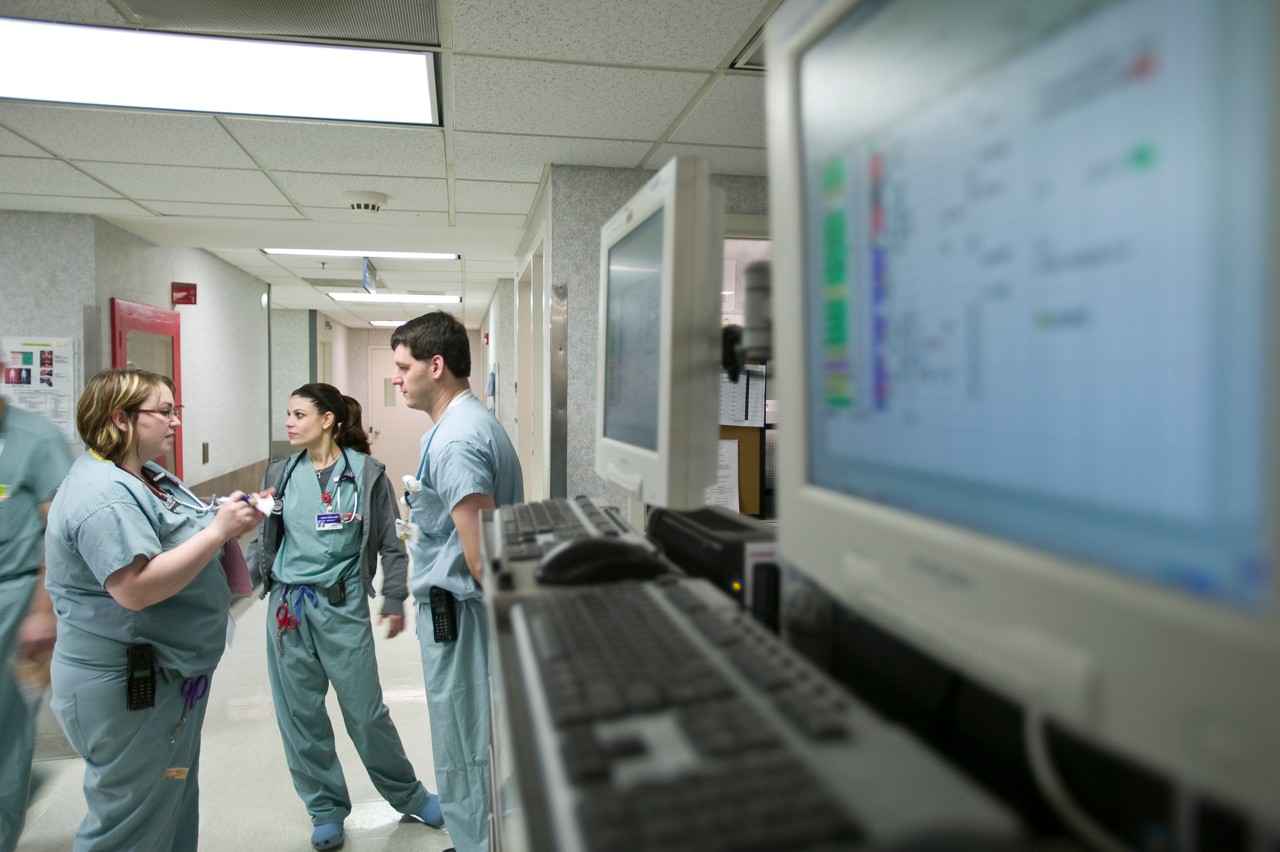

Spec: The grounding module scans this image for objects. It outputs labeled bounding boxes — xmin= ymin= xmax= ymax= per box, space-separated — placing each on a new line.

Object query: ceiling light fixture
xmin=265 ymin=249 xmax=458 ymax=260
xmin=369 ymin=320 xmax=406 ymax=328
xmin=329 ymin=293 xmax=460 ymax=304
xmin=0 ymin=19 xmax=437 ymax=125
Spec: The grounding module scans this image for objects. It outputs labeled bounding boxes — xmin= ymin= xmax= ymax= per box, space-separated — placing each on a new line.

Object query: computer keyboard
xmin=503 ymin=577 xmax=1022 ymax=851
xmin=495 ymin=495 xmax=652 ymax=565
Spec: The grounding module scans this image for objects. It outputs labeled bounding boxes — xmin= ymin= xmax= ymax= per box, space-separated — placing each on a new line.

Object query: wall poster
xmin=1 ymin=336 xmax=78 ymax=446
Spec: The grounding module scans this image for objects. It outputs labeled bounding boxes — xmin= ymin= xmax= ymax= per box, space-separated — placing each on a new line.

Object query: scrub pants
xmin=0 ymin=573 xmax=37 ymax=852
xmin=266 ymin=576 xmax=431 ymax=826
xmin=49 ymin=655 xmax=212 ymax=852
xmin=418 ymin=595 xmax=491 ymax=852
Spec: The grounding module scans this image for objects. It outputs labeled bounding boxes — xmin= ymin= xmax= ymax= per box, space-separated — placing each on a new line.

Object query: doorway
xmin=516 ymin=245 xmax=551 ymax=500
xmin=110 ymin=298 xmax=183 ymax=478
xmin=367 ymin=345 xmax=432 ymax=512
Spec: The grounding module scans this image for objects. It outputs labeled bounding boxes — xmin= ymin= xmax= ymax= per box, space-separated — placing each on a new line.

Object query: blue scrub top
xmin=406 ymin=395 xmax=523 ymax=601
xmin=45 ymin=453 xmax=231 ymax=674
xmin=0 ymin=405 xmax=72 ymax=579
xmin=273 ymin=450 xmax=365 ymax=587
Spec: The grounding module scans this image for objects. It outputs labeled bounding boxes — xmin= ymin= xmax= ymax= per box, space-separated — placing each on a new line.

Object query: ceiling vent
xmin=343 ymin=191 xmax=388 ymax=213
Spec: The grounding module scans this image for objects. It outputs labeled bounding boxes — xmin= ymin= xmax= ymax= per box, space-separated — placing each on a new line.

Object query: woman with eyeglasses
xmin=43 ymin=369 xmax=267 ymax=850
xmin=254 ymin=383 xmax=442 ymax=851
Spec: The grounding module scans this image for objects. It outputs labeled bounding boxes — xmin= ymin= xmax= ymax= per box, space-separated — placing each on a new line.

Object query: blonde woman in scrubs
xmin=255 ymin=383 xmax=442 ymax=851
xmin=44 ymin=369 xmax=266 ymax=850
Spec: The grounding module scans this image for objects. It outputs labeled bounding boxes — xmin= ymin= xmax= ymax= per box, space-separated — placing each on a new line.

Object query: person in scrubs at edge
xmin=254 ymin=382 xmax=443 ymax=851
xmin=0 ymin=358 xmax=72 ymax=852
xmin=43 ymin=369 xmax=267 ymax=851
xmin=391 ymin=312 xmax=524 ymax=852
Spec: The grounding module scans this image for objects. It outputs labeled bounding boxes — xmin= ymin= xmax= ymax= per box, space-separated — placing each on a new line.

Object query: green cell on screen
xmin=822 ymin=159 xmax=844 ymax=198
xmin=825 ymin=375 xmax=853 ymax=408
xmin=824 ymin=300 xmax=848 ymax=345
xmin=824 ymin=212 xmax=846 ymax=285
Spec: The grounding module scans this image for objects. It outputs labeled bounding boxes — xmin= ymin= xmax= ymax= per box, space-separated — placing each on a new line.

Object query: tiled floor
xmin=18 ymin=594 xmax=453 ymax=851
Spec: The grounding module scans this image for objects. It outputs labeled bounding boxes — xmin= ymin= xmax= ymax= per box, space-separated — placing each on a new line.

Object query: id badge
xmin=395 ymin=518 xmax=420 ymax=543
xmin=316 ymin=512 xmax=343 ymax=531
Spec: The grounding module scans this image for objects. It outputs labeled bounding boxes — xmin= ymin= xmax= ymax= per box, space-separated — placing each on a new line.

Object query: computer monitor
xmin=595 ymin=156 xmax=724 ymax=524
xmin=768 ymin=0 xmax=1278 ymax=829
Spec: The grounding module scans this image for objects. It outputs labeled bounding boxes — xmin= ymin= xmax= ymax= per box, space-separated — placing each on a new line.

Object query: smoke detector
xmin=342 ymin=190 xmax=388 ymax=212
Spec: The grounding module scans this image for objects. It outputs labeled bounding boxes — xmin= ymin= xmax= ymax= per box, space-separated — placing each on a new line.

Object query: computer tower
xmin=645 ymin=505 xmax=780 ymax=629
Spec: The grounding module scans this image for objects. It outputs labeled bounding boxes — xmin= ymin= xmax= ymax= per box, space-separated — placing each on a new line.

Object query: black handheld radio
xmin=126 ymin=644 xmax=156 ymax=710
xmin=429 ymin=587 xmax=458 ymax=643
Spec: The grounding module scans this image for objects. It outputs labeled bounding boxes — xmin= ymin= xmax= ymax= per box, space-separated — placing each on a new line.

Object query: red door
xmin=110 ymin=298 xmax=183 ymax=478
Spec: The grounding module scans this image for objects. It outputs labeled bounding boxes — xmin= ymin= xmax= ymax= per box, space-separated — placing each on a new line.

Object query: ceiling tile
xmin=374 ymin=258 xmax=462 ymax=273
xmin=380 ymin=269 xmax=465 ymax=284
xmin=454 ymin=212 xmax=526 ymax=229
xmin=209 ymin=248 xmax=285 ymax=266
xmin=451 ymin=0 xmax=772 ymax=68
xmin=0 ymin=103 xmax=256 ymax=167
xmin=649 ymin=143 xmax=767 ymax=177
xmin=273 ymin=258 xmax=363 ymax=277
xmin=301 ymin=207 xmax=452 ymax=227
xmin=453 ymin=56 xmax=708 ymax=139
xmin=452 ymin=132 xmax=649 ymax=182
xmin=0 ymin=157 xmax=119 ymax=196
xmin=147 ymin=201 xmax=305 ymax=218
xmin=73 ymin=162 xmax=289 ymax=204
xmin=0 ymin=125 xmax=49 ymax=157
xmin=669 ymin=74 xmax=766 ymax=148
xmin=0 ymin=192 xmax=149 ymax=215
xmin=224 ymin=118 xmax=447 ymax=178
xmin=0 ymin=3 xmax=131 ymax=26
xmin=454 ymin=180 xmax=538 ymax=215
xmin=465 ymin=259 xmax=518 ymax=273
xmin=276 ymin=172 xmax=448 ymax=209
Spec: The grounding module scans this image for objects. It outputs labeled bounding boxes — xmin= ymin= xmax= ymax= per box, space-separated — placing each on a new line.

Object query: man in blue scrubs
xmin=391 ymin=313 xmax=524 ymax=852
xmin=0 ymin=366 xmax=73 ymax=852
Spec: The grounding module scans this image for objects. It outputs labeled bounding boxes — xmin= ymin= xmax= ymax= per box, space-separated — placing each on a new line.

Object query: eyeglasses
xmin=135 ymin=406 xmax=184 ymax=421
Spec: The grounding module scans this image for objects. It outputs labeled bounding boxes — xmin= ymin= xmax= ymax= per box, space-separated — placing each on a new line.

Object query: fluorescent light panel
xmin=0 ymin=19 xmax=436 ymax=125
xmin=370 ymin=320 xmax=406 ymax=328
xmin=330 ymin=293 xmax=459 ymax=304
xmin=264 ymin=249 xmax=458 ymax=260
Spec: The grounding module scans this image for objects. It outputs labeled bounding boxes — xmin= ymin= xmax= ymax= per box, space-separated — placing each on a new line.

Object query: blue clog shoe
xmin=311 ymin=822 xmax=344 ymax=850
xmin=412 ymin=793 xmax=444 ymax=828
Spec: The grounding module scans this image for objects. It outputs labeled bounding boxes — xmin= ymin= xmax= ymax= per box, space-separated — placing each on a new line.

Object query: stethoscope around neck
xmin=142 ymin=465 xmax=218 ymax=515
xmin=275 ymin=446 xmax=360 ymax=519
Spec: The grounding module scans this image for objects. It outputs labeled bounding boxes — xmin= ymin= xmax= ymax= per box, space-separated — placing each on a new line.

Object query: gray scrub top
xmin=45 ymin=453 xmax=230 ymax=674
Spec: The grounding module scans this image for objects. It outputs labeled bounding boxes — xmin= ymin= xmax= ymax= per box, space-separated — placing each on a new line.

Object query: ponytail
xmin=337 ymin=395 xmax=371 ymax=454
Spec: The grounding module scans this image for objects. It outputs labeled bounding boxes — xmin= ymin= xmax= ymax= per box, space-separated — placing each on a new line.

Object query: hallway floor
xmin=18 ymin=594 xmax=453 ymax=851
